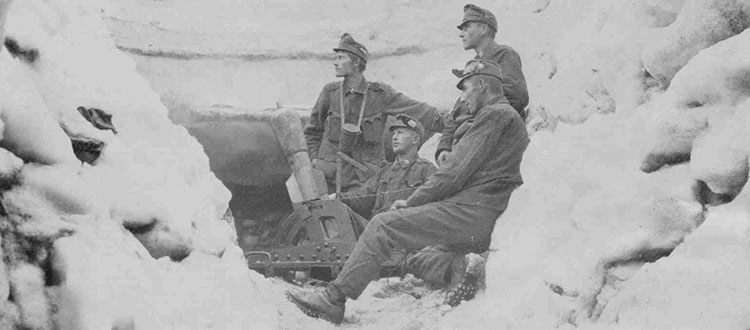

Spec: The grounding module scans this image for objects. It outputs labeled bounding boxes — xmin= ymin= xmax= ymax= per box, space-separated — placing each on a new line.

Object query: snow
xmin=597 ymin=188 xmax=750 ymax=329
xmin=641 ymin=0 xmax=750 ymax=85
xmin=0 ymin=0 xmax=267 ymax=329
xmin=1 ymin=0 xmax=750 ymax=329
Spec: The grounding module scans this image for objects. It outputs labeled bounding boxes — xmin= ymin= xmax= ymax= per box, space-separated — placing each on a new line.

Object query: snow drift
xmin=0 ymin=0 xmax=279 ymax=329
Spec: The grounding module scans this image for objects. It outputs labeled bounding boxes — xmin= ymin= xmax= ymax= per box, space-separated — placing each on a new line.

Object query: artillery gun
xmin=184 ymin=106 xmax=403 ymax=282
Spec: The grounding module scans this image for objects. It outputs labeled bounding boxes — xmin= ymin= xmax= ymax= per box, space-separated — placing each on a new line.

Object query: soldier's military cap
xmin=333 ymin=33 xmax=369 ymax=63
xmin=456 ymin=4 xmax=498 ymax=32
xmin=390 ymin=114 xmax=425 ymax=141
xmin=456 ymin=59 xmax=504 ymax=89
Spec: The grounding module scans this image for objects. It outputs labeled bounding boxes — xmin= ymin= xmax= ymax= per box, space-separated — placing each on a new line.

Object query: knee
xmin=359 ymin=212 xmax=397 ymax=247
xmin=363 ymin=213 xmax=388 ymax=234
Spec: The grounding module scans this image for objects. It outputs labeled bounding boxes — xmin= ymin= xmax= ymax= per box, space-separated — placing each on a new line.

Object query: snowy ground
xmin=1 ymin=0 xmax=749 ymax=329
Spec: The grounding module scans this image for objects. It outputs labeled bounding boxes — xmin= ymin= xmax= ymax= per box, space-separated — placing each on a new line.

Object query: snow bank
xmin=642 ymin=0 xmax=750 ymax=86
xmin=103 ymin=0 xmax=462 ymax=59
xmin=641 ymin=28 xmax=750 ymax=195
xmin=0 ymin=0 xmax=280 ymax=329
xmin=596 ymin=186 xmax=750 ymax=329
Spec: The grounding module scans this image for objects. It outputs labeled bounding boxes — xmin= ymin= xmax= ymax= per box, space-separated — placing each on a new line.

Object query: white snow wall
xmin=0 ymin=0 xmax=280 ymax=329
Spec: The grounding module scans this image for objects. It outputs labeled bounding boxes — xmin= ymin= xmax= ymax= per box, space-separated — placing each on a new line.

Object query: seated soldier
xmin=285 ymin=59 xmax=530 ymax=324
xmin=260 ymin=115 xmax=434 ymax=250
xmin=333 ymin=114 xmax=436 ymax=235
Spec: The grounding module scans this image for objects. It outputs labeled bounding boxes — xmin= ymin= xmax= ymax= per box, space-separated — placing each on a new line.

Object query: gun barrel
xmin=270 ymin=109 xmax=326 ymax=201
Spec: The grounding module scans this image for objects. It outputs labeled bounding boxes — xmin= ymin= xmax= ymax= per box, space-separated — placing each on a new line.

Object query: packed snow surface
xmin=1 ymin=0 xmax=749 ymax=329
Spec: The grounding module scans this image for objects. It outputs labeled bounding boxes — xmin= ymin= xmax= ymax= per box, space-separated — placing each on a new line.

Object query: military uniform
xmin=330 ymin=88 xmax=530 ymax=299
xmin=305 ymin=79 xmax=443 ymax=193
xmin=339 ymin=156 xmax=436 ymax=231
xmin=284 ymin=60 xmax=529 ymax=324
xmin=437 ymin=4 xmax=529 ymax=160
xmin=305 ymin=33 xmax=443 ymax=193
xmin=335 ymin=114 xmax=436 ymax=238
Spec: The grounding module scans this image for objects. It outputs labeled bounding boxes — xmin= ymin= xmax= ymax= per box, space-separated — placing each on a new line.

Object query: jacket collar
xmin=394 ymin=153 xmax=419 ymax=167
xmin=343 ymin=77 xmax=369 ymax=95
xmin=474 ymin=41 xmax=501 ymax=60
xmin=487 ymin=94 xmax=509 ymax=105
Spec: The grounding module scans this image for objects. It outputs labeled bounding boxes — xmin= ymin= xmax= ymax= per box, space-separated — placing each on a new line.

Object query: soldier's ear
xmin=479 ymin=23 xmax=489 ymax=37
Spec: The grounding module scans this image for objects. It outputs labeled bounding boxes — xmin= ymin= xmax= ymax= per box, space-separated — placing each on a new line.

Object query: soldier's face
xmin=391 ymin=127 xmax=419 ymax=155
xmin=459 ymin=22 xmax=485 ymax=50
xmin=460 ymin=77 xmax=483 ymax=114
xmin=334 ymin=51 xmax=357 ymax=77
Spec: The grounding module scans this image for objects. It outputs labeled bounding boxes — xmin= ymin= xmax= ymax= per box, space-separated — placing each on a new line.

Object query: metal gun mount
xmin=245 ymin=199 xmax=359 ymax=280
xmin=245 ymin=198 xmax=406 ymax=282
xmin=186 ymin=106 xmax=404 ymax=282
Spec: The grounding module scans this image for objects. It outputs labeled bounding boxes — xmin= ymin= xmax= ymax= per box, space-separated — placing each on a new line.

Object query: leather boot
xmin=444 ymin=253 xmax=485 ymax=307
xmin=285 ymin=285 xmax=346 ymax=325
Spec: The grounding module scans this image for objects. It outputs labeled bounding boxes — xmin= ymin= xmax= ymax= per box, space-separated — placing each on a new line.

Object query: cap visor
xmin=333 ymin=48 xmax=366 ymax=63
xmin=456 ymin=76 xmax=469 ymax=90
xmin=389 ymin=124 xmax=409 ymax=132
xmin=457 ymin=19 xmax=476 ymax=30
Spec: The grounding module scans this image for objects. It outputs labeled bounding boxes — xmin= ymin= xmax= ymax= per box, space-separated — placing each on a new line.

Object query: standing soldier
xmin=286 ymin=60 xmax=530 ymax=324
xmin=436 ymin=3 xmax=529 ymax=165
xmin=305 ymin=33 xmax=444 ymax=193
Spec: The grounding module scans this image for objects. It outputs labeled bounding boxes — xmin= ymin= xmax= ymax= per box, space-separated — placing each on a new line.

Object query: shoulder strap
xmin=339 ymin=81 xmax=370 ymax=126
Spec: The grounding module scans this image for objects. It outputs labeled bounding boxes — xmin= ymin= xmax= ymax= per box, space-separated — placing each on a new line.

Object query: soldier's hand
xmin=390 ymin=200 xmax=408 ymax=210
xmin=437 ymin=150 xmax=450 ymax=166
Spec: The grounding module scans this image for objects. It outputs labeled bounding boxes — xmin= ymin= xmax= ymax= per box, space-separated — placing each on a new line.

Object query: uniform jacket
xmin=437 ymin=42 xmax=529 ymax=158
xmin=407 ymin=97 xmax=529 ymax=210
xmin=339 ymin=156 xmax=437 ymax=219
xmin=304 ymin=78 xmax=444 ymax=192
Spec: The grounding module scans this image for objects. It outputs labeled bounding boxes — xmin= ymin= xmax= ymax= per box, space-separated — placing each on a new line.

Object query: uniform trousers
xmin=331 ymin=193 xmax=511 ymax=299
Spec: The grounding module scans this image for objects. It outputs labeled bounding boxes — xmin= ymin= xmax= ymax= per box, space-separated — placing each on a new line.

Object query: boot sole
xmin=444 ymin=254 xmax=485 ymax=307
xmin=444 ymin=274 xmax=479 ymax=307
xmin=285 ymin=291 xmax=343 ymax=325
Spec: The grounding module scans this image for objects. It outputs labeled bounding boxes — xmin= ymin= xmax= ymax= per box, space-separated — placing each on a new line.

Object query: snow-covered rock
xmin=641 ymin=28 xmax=750 ymax=199
xmin=642 ymin=0 xmax=750 ymax=86
xmin=597 ymin=186 xmax=750 ymax=329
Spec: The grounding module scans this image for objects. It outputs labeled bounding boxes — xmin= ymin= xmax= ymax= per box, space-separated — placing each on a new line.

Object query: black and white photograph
xmin=0 ymin=0 xmax=748 ymax=329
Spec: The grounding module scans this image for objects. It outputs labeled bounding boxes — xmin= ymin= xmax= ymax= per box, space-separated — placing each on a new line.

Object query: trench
xmin=176 ymin=109 xmax=298 ymax=252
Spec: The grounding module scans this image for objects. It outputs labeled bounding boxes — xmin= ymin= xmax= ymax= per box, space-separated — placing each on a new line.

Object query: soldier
xmin=334 ymin=114 xmax=437 ymax=235
xmin=286 ymin=60 xmax=530 ymax=324
xmin=305 ymin=33 xmax=444 ymax=193
xmin=436 ymin=3 xmax=529 ymax=165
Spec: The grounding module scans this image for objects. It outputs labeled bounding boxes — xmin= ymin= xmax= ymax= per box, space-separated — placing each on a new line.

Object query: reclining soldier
xmin=286 ymin=59 xmax=530 ymax=325
xmin=333 ymin=114 xmax=436 ymax=235
xmin=304 ymin=33 xmax=445 ymax=194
